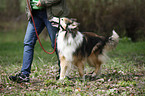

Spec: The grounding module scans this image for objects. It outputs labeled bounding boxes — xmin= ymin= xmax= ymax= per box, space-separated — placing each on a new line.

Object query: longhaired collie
xmin=50 ymin=17 xmax=119 ymax=80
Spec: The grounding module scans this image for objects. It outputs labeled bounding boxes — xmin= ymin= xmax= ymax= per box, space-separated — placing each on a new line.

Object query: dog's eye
xmin=61 ymin=19 xmax=64 ymax=21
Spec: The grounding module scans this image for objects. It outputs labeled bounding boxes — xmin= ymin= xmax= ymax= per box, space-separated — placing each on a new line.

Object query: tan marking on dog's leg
xmin=92 ymin=57 xmax=102 ymax=77
xmin=75 ymin=61 xmax=85 ymax=80
xmin=87 ymin=53 xmax=102 ymax=77
xmin=59 ymin=56 xmax=68 ymax=80
xmin=87 ymin=53 xmax=97 ymax=67
xmin=92 ymin=64 xmax=101 ymax=77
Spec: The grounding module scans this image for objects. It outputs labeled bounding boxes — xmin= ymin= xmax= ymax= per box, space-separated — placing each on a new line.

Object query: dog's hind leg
xmin=92 ymin=54 xmax=107 ymax=77
xmin=92 ymin=63 xmax=102 ymax=77
xmin=75 ymin=61 xmax=85 ymax=80
xmin=87 ymin=53 xmax=102 ymax=77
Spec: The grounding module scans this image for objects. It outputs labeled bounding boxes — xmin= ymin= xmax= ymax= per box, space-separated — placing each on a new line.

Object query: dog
xmin=50 ymin=17 xmax=119 ymax=80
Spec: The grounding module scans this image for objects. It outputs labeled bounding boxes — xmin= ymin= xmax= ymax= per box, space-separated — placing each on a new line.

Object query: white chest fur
xmin=57 ymin=31 xmax=84 ymax=61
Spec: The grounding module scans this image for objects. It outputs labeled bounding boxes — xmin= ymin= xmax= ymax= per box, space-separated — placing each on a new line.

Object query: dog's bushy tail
xmin=104 ymin=30 xmax=119 ymax=51
xmin=110 ymin=30 xmax=119 ymax=43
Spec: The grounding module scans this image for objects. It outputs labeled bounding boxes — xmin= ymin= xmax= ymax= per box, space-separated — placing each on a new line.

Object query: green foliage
xmin=120 ymin=37 xmax=132 ymax=42
xmin=117 ymin=81 xmax=136 ymax=87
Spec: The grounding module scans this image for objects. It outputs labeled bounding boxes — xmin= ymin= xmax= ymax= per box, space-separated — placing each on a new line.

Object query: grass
xmin=0 ymin=29 xmax=145 ymax=95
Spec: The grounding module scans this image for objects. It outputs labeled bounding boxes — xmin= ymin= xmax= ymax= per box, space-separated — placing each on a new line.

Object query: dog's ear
xmin=49 ymin=17 xmax=59 ymax=23
xmin=49 ymin=17 xmax=60 ymax=28
xmin=68 ymin=21 xmax=79 ymax=29
xmin=65 ymin=18 xmax=73 ymax=25
xmin=70 ymin=18 xmax=77 ymax=22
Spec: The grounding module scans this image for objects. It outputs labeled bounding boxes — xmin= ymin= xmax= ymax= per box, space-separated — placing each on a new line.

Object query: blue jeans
xmin=21 ymin=10 xmax=60 ymax=75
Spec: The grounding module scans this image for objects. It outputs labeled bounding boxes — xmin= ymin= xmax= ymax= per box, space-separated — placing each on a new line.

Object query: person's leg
xmin=46 ymin=21 xmax=60 ymax=73
xmin=9 ymin=13 xmax=45 ymax=82
xmin=42 ymin=15 xmax=60 ymax=73
xmin=37 ymin=9 xmax=60 ymax=72
xmin=21 ymin=17 xmax=45 ymax=76
xmin=9 ymin=10 xmax=47 ymax=82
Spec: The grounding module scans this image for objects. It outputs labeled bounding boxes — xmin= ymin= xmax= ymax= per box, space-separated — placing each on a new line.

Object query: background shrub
xmin=67 ymin=0 xmax=145 ymax=41
xmin=0 ymin=0 xmax=145 ymax=41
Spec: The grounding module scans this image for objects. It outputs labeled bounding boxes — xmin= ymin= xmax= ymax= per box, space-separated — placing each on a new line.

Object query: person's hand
xmin=36 ymin=1 xmax=41 ymax=7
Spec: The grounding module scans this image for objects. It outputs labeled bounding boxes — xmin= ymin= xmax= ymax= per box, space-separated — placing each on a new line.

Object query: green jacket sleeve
xmin=40 ymin=0 xmax=61 ymax=7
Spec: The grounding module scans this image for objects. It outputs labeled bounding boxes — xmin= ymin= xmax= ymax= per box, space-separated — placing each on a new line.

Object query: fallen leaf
xmin=96 ymin=78 xmax=104 ymax=82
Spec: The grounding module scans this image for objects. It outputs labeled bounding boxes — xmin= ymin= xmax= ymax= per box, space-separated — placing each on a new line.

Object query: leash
xmin=26 ymin=0 xmax=56 ymax=54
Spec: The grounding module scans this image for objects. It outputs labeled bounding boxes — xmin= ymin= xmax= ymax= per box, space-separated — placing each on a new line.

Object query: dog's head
xmin=50 ymin=17 xmax=79 ymax=31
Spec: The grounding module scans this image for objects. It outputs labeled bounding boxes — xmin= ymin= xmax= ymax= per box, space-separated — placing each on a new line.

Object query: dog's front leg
xmin=59 ymin=56 xmax=68 ymax=80
xmin=60 ymin=64 xmax=67 ymax=80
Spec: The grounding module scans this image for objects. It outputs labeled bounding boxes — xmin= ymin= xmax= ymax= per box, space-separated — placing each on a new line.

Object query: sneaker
xmin=9 ymin=73 xmax=30 ymax=83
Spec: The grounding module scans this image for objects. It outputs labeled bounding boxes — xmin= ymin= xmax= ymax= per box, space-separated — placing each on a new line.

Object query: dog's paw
xmin=79 ymin=75 xmax=85 ymax=81
xmin=92 ymin=72 xmax=97 ymax=77
xmin=59 ymin=75 xmax=65 ymax=80
xmin=82 ymin=75 xmax=85 ymax=81
xmin=92 ymin=73 xmax=101 ymax=80
xmin=57 ymin=79 xmax=64 ymax=84
xmin=59 ymin=78 xmax=64 ymax=81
